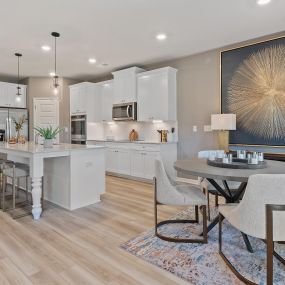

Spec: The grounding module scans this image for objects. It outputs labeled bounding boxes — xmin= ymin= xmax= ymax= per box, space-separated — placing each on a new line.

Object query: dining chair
xmin=219 ymin=174 xmax=285 ymax=285
xmin=154 ymin=159 xmax=208 ymax=243
xmin=198 ymin=150 xmax=241 ymax=220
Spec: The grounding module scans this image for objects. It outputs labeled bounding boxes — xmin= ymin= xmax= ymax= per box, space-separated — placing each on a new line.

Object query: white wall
xmin=87 ymin=121 xmax=178 ymax=143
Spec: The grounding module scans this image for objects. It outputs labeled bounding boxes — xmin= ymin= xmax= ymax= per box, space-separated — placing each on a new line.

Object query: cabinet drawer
xmin=105 ymin=142 xmax=133 ymax=149
xmin=132 ymin=144 xmax=160 ymax=152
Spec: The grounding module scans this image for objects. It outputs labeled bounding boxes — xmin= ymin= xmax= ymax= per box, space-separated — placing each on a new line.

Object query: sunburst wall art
xmin=221 ymin=37 xmax=285 ymax=147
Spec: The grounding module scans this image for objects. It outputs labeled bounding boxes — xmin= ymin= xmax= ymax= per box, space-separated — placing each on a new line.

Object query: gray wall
xmin=21 ymin=77 xmax=78 ymax=142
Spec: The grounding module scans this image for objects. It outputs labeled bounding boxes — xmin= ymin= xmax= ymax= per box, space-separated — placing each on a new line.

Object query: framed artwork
xmin=221 ymin=36 xmax=285 ymax=147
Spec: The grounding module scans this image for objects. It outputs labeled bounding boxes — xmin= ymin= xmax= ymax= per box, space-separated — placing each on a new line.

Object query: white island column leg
xmin=31 ymin=177 xmax=42 ymax=220
xmin=30 ymin=156 xmax=44 ymax=220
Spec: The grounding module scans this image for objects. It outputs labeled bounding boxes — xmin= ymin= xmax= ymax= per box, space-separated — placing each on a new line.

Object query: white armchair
xmin=154 ymin=159 xmax=208 ymax=243
xmin=219 ymin=174 xmax=285 ymax=285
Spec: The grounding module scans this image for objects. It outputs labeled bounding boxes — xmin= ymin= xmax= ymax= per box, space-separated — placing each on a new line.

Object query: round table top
xmin=174 ymin=158 xmax=285 ymax=182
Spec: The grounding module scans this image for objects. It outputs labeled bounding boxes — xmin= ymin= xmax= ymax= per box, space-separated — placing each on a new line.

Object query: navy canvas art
xmin=221 ymin=37 xmax=285 ymax=146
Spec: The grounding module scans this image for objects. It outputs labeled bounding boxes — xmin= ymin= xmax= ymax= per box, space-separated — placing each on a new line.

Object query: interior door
xmin=33 ymin=98 xmax=59 ymax=144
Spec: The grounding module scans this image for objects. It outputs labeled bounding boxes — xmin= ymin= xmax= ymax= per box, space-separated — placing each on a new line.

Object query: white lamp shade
xmin=211 ymin=114 xmax=236 ymax=130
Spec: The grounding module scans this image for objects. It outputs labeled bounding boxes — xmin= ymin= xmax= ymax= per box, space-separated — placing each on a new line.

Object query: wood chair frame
xmin=219 ymin=204 xmax=285 ymax=285
xmin=154 ymin=177 xmax=208 ymax=244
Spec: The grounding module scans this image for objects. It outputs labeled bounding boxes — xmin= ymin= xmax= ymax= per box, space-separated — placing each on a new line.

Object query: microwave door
xmin=113 ymin=105 xmax=129 ymax=120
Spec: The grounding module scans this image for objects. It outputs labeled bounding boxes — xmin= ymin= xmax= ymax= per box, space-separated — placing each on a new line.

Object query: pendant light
xmin=51 ymin=32 xmax=60 ymax=97
xmin=15 ymin=52 xmax=22 ymax=101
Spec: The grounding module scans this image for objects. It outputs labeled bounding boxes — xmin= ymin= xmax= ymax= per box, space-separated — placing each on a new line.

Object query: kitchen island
xmin=0 ymin=142 xmax=105 ymax=220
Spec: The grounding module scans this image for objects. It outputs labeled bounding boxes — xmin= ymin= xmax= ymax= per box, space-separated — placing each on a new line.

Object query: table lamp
xmin=211 ymin=114 xmax=236 ymax=151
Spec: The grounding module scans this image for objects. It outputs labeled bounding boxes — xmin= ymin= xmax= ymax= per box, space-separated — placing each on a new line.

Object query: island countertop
xmin=0 ymin=141 xmax=106 ymax=220
xmin=0 ymin=142 xmax=105 ymax=154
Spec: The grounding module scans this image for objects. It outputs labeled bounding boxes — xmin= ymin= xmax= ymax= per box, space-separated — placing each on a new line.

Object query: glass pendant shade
xmin=51 ymin=32 xmax=61 ymax=100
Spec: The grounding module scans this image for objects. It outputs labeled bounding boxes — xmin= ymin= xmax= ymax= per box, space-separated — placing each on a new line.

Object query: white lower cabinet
xmin=131 ymin=151 xmax=160 ymax=180
xmin=105 ymin=148 xmax=117 ymax=173
xmin=105 ymin=148 xmax=131 ymax=175
xmin=88 ymin=141 xmax=177 ymax=181
xmin=117 ymin=149 xmax=131 ymax=175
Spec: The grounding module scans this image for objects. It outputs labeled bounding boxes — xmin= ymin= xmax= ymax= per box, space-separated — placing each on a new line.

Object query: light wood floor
xmin=0 ymin=176 xmax=190 ymax=285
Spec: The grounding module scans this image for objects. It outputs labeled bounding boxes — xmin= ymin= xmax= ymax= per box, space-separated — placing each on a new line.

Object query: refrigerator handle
xmin=9 ymin=118 xmax=12 ymax=140
xmin=6 ymin=118 xmax=9 ymax=142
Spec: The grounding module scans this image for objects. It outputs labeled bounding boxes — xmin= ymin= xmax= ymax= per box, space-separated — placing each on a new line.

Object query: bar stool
xmin=2 ymin=161 xmax=44 ymax=219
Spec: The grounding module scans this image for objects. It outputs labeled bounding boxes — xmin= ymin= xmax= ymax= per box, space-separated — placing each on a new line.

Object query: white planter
xmin=44 ymin=139 xmax=53 ymax=148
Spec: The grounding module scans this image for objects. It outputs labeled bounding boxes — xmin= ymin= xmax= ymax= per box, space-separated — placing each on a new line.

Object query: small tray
xmin=207 ymin=158 xmax=267 ymax=169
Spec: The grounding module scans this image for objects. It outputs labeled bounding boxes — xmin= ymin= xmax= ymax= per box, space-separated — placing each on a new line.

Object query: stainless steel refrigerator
xmin=0 ymin=108 xmax=29 ymax=142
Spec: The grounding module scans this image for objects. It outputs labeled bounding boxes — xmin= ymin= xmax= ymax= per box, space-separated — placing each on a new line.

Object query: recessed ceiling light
xmin=257 ymin=0 xmax=271 ymax=5
xmin=41 ymin=45 xmax=51 ymax=51
xmin=49 ymin=72 xmax=55 ymax=76
xmin=156 ymin=33 xmax=167 ymax=41
xmin=88 ymin=58 xmax=97 ymax=64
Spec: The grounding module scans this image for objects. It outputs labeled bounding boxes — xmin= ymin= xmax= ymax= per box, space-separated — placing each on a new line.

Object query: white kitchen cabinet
xmin=105 ymin=146 xmax=131 ymax=175
xmin=96 ymin=80 xmax=114 ymax=122
xmin=70 ymin=85 xmax=87 ymax=114
xmin=89 ymin=140 xmax=177 ymax=181
xmin=137 ymin=67 xmax=177 ymax=121
xmin=112 ymin=67 xmax=145 ymax=104
xmin=131 ymin=151 xmax=145 ymax=178
xmin=117 ymin=149 xmax=131 ymax=175
xmin=144 ymin=151 xmax=160 ymax=179
xmin=70 ymin=82 xmax=101 ymax=122
xmin=131 ymin=151 xmax=160 ymax=180
xmin=0 ymin=82 xmax=27 ymax=108
xmin=105 ymin=148 xmax=117 ymax=172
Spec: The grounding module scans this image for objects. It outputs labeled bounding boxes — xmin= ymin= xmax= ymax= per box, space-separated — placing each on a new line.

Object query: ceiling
xmin=1 ymin=0 xmax=284 ymax=81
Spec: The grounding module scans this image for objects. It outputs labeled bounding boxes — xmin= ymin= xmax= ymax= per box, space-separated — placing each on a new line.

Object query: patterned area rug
xmin=121 ymin=207 xmax=285 ymax=285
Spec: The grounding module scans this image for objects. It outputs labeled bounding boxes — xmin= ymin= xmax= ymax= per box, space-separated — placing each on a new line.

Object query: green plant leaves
xmin=34 ymin=125 xmax=64 ymax=139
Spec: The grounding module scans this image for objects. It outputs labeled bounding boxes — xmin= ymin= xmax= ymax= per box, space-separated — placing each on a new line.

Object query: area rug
xmin=121 ymin=207 xmax=285 ymax=285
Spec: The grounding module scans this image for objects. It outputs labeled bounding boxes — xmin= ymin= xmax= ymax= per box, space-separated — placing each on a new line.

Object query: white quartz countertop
xmin=88 ymin=139 xmax=177 ymax=144
xmin=0 ymin=142 xmax=104 ymax=154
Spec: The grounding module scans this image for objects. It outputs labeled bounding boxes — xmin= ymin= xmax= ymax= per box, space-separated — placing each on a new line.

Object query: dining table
xmin=174 ymin=157 xmax=285 ymax=252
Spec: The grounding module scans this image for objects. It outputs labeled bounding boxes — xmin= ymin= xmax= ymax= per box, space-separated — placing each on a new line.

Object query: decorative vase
xmin=44 ymin=139 xmax=53 ymax=148
xmin=16 ymin=130 xmax=20 ymax=143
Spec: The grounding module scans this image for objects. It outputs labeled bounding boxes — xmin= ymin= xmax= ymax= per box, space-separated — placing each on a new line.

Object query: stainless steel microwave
xmin=112 ymin=102 xmax=137 ymax=121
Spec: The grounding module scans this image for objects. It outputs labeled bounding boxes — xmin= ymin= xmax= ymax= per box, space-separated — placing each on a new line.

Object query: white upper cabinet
xmin=0 ymin=82 xmax=26 ymax=108
xmin=70 ymin=82 xmax=101 ymax=122
xmin=96 ymin=80 xmax=114 ymax=122
xmin=70 ymin=81 xmax=114 ymax=123
xmin=137 ymin=67 xmax=177 ymax=121
xmin=112 ymin=67 xmax=145 ymax=104
xmin=70 ymin=84 xmax=86 ymax=114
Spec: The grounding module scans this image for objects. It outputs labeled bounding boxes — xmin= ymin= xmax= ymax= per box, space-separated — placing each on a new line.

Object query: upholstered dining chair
xmin=154 ymin=159 xmax=208 ymax=243
xmin=198 ymin=150 xmax=241 ymax=220
xmin=219 ymin=174 xmax=285 ymax=285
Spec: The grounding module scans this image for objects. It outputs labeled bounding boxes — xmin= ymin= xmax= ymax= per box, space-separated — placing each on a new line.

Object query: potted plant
xmin=34 ymin=126 xmax=63 ymax=148
xmin=13 ymin=115 xmax=26 ymax=143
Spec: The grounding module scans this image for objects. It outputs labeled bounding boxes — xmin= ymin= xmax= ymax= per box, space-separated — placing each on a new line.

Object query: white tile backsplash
xmin=87 ymin=121 xmax=178 ymax=142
